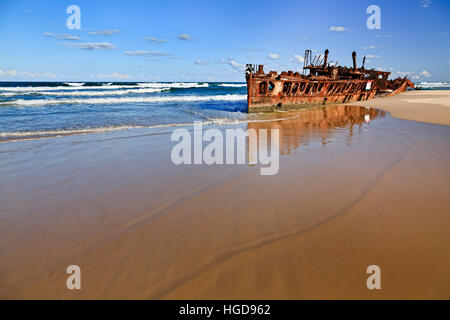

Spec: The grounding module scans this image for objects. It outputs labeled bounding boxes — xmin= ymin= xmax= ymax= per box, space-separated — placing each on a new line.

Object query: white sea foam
xmin=0 ymin=82 xmax=208 ymax=93
xmin=65 ymin=82 xmax=85 ymax=86
xmin=1 ymin=94 xmax=247 ymax=106
xmin=0 ymin=114 xmax=301 ymax=143
xmin=0 ymin=85 xmax=129 ymax=92
xmin=0 ymin=87 xmax=170 ymax=97
xmin=137 ymin=82 xmax=209 ymax=88
xmin=218 ymin=83 xmax=246 ymax=87
xmin=0 ymin=122 xmax=215 ymax=140
xmin=416 ymin=82 xmax=450 ymax=88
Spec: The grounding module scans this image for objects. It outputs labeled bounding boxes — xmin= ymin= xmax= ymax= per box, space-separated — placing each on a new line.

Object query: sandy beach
xmin=350 ymin=90 xmax=450 ymax=126
xmin=0 ymin=91 xmax=449 ymax=300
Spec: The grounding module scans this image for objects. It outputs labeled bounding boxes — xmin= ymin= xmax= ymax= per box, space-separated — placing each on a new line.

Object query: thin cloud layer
xmin=44 ymin=32 xmax=80 ymax=41
xmin=0 ymin=69 xmax=56 ymax=78
xmin=329 ymin=26 xmax=348 ymax=32
xmin=420 ymin=70 xmax=431 ymax=77
xmin=421 ymin=0 xmax=432 ymax=8
xmin=290 ymin=54 xmax=305 ymax=63
xmin=195 ymin=59 xmax=208 ymax=65
xmin=221 ymin=58 xmax=244 ymax=73
xmin=88 ymin=29 xmax=120 ymax=36
xmin=64 ymin=42 xmax=116 ymax=50
xmin=124 ymin=50 xmax=171 ymax=56
xmin=98 ymin=72 xmax=132 ymax=79
xmin=178 ymin=33 xmax=192 ymax=41
xmin=146 ymin=36 xmax=167 ymax=44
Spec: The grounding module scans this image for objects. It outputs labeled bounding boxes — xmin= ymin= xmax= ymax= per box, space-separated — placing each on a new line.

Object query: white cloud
xmin=124 ymin=50 xmax=171 ymax=56
xmin=366 ymin=54 xmax=380 ymax=58
xmin=0 ymin=69 xmax=2 ymax=75
xmin=363 ymin=45 xmax=376 ymax=50
xmin=98 ymin=72 xmax=132 ymax=79
xmin=88 ymin=29 xmax=120 ymax=36
xmin=195 ymin=59 xmax=208 ymax=65
xmin=420 ymin=70 xmax=432 ymax=78
xmin=64 ymin=42 xmax=115 ymax=50
xmin=376 ymin=34 xmax=391 ymax=38
xmin=146 ymin=36 xmax=167 ymax=44
xmin=246 ymin=54 xmax=254 ymax=60
xmin=20 ymin=71 xmax=57 ymax=78
xmin=221 ymin=58 xmax=244 ymax=73
xmin=178 ymin=33 xmax=192 ymax=41
xmin=268 ymin=53 xmax=279 ymax=60
xmin=421 ymin=0 xmax=432 ymax=8
xmin=392 ymin=70 xmax=420 ymax=80
xmin=329 ymin=26 xmax=347 ymax=32
xmin=44 ymin=32 xmax=80 ymax=41
xmin=148 ymin=51 xmax=171 ymax=56
xmin=289 ymin=54 xmax=305 ymax=63
xmin=0 ymin=70 xmax=57 ymax=78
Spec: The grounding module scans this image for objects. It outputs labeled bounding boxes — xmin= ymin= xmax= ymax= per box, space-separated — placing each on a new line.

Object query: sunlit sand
xmin=0 ymin=92 xmax=449 ymax=299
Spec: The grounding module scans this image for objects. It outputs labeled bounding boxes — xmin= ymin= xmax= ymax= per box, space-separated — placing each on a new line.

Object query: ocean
xmin=0 ymin=81 xmax=448 ymax=143
xmin=0 ymin=81 xmax=248 ymax=142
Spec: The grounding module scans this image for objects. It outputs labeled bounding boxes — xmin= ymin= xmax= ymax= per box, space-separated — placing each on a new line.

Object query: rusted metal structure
xmin=245 ymin=49 xmax=414 ymax=112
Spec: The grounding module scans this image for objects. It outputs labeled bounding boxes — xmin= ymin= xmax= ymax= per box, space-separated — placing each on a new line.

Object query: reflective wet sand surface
xmin=0 ymin=105 xmax=449 ymax=299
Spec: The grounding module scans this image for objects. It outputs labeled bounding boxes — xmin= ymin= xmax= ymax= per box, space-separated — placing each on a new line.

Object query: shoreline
xmin=1 ymin=90 xmax=449 ymax=145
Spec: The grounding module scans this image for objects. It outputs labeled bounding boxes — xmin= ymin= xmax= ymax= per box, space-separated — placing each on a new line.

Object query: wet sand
xmin=0 ymin=103 xmax=449 ymax=299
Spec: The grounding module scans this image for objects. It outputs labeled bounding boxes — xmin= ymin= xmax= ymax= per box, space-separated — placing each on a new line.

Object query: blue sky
xmin=0 ymin=0 xmax=448 ymax=82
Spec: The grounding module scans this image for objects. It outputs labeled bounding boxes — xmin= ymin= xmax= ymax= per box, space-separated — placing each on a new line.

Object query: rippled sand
xmin=0 ymin=101 xmax=449 ymax=299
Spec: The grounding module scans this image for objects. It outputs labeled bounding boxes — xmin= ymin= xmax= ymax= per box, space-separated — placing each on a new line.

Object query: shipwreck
xmin=245 ymin=49 xmax=414 ymax=112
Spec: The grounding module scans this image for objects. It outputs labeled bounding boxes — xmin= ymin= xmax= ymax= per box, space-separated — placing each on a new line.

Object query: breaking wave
xmin=0 ymin=81 xmax=250 ymax=142
xmin=218 ymin=83 xmax=246 ymax=88
xmin=0 ymin=87 xmax=170 ymax=97
xmin=0 ymin=82 xmax=208 ymax=92
xmin=65 ymin=82 xmax=85 ymax=86
xmin=416 ymin=82 xmax=450 ymax=88
xmin=138 ymin=82 xmax=208 ymax=88
xmin=1 ymin=94 xmax=247 ymax=106
xmin=0 ymin=114 xmax=300 ymax=143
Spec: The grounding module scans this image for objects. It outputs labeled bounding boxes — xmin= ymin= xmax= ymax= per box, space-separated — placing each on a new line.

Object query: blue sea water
xmin=0 ymin=82 xmax=248 ymax=142
xmin=0 ymin=81 xmax=447 ymax=142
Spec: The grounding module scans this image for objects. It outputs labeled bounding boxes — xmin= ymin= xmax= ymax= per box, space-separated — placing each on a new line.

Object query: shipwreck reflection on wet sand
xmin=248 ymin=105 xmax=384 ymax=155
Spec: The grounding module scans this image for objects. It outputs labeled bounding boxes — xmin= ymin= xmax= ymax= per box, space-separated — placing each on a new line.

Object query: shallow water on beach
xmin=0 ymin=105 xmax=449 ymax=299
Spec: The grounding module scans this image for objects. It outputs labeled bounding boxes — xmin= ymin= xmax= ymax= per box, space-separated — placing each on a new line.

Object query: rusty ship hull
xmin=245 ymin=49 xmax=414 ymax=113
